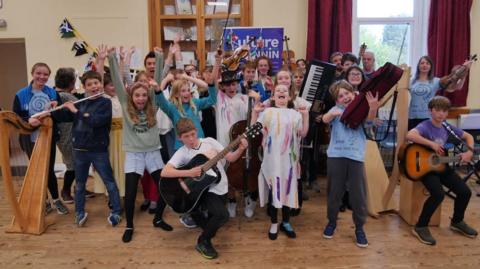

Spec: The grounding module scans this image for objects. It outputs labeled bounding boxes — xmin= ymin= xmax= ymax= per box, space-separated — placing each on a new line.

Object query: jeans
xmin=74 ymin=150 xmax=121 ymax=216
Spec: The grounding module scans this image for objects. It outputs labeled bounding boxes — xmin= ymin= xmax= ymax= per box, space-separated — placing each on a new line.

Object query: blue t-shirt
xmin=28 ymin=90 xmax=51 ymax=141
xmin=326 ymin=105 xmax=367 ymax=162
xmin=409 ymin=77 xmax=441 ymax=119
xmin=415 ymin=120 xmax=463 ymax=146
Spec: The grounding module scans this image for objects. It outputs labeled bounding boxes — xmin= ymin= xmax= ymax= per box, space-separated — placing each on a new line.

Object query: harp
xmin=0 ymin=111 xmax=54 ymax=235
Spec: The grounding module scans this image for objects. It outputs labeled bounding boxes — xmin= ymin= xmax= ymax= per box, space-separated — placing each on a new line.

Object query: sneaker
xmin=75 ymin=212 xmax=88 ymax=227
xmin=280 ymin=222 xmax=297 ymax=238
xmin=61 ymin=190 xmax=74 ymax=204
xmin=227 ymin=202 xmax=237 ymax=218
xmin=195 ymin=240 xmax=218 ymax=259
xmin=244 ymin=197 xmax=256 ymax=218
xmin=85 ymin=190 xmax=96 ymax=198
xmin=45 ymin=200 xmax=53 ymax=215
xmin=53 ymin=199 xmax=69 ymax=215
xmin=153 ymin=217 xmax=173 ymax=231
xmin=323 ymin=222 xmax=336 ymax=239
xmin=180 ymin=214 xmax=197 ymax=228
xmin=412 ymin=226 xmax=436 ymax=245
xmin=108 ymin=213 xmax=122 ymax=227
xmin=355 ymin=228 xmax=369 ymax=248
xmin=450 ymin=221 xmax=478 ymax=238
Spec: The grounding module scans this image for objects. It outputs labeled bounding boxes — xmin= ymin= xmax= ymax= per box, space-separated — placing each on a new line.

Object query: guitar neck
xmin=438 ymin=155 xmax=479 ymax=163
xmin=202 ymin=135 xmax=244 ymax=171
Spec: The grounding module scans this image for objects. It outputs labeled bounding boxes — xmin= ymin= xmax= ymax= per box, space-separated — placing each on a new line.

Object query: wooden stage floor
xmin=1 ymin=177 xmax=480 ymax=269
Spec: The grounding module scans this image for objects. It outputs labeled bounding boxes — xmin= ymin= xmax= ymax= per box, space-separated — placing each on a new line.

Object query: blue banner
xmin=223 ymin=27 xmax=284 ymax=73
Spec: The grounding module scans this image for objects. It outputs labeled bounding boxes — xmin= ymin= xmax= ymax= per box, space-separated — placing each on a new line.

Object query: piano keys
xmin=299 ymin=60 xmax=336 ymax=113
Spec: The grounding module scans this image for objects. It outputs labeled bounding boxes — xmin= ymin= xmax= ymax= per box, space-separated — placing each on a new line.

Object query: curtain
xmin=428 ymin=0 xmax=473 ymax=106
xmin=306 ymin=0 xmax=353 ymax=61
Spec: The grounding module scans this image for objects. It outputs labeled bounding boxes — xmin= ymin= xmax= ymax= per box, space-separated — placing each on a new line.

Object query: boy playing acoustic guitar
xmin=406 ymin=96 xmax=477 ymax=245
xmin=161 ymin=118 xmax=247 ymax=259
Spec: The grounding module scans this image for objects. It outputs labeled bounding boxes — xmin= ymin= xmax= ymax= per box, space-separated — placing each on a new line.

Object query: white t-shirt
xmin=168 ymin=137 xmax=228 ymax=195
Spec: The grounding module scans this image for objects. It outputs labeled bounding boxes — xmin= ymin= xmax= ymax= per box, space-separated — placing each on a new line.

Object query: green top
xmin=108 ymin=52 xmax=163 ymax=153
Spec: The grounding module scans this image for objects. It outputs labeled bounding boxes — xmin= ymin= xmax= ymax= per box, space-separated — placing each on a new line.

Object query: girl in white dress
xmin=251 ymin=84 xmax=309 ymax=240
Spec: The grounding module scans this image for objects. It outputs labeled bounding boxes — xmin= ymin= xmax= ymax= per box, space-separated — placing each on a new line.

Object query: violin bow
xmin=217 ymin=0 xmax=233 ymax=54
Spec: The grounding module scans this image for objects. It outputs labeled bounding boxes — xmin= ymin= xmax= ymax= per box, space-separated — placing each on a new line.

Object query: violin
xmin=222 ymin=37 xmax=256 ymax=72
xmin=439 ymin=54 xmax=477 ymax=92
xmin=282 ymin=35 xmax=297 ymax=71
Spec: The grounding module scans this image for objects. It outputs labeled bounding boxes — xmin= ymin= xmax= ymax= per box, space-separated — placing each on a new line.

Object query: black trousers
xmin=20 ymin=135 xmax=59 ymax=200
xmin=417 ymin=168 xmax=472 ymax=227
xmin=191 ymin=192 xmax=229 ymax=243
xmin=125 ymin=170 xmax=166 ymax=228
xmin=268 ymin=190 xmax=290 ymax=224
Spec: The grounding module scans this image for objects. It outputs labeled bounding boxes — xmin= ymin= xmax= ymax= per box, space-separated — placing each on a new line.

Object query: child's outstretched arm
xmin=297 ymin=106 xmax=310 ymax=138
xmin=154 ymin=47 xmax=165 ymax=84
xmin=250 ymin=102 xmax=265 ymax=125
xmin=366 ymin=91 xmax=379 ymax=121
xmin=322 ymin=107 xmax=342 ymax=124
xmin=225 ymin=138 xmax=248 ymax=163
xmin=96 ymin=44 xmax=108 ymax=82
xmin=195 ymin=71 xmax=217 ymax=110
xmin=107 ymin=47 xmax=128 ymax=103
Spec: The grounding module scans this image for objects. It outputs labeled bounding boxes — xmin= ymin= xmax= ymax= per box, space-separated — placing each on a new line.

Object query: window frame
xmin=352 ymin=0 xmax=430 ymax=67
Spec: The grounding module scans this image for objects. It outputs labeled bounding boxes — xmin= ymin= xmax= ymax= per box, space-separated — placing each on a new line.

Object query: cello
xmin=226 ymin=82 xmax=262 ymax=196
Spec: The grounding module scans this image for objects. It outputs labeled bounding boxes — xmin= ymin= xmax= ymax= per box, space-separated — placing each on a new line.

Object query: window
xmin=352 ymin=0 xmax=430 ymax=67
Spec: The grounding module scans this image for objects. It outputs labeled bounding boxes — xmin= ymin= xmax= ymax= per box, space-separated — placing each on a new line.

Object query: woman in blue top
xmin=408 ymin=56 xmax=442 ymax=130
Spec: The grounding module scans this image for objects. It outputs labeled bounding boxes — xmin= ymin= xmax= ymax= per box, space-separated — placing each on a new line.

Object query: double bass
xmin=226 ymin=82 xmax=262 ymax=195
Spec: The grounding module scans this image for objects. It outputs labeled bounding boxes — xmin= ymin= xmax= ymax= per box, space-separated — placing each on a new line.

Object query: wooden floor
xmin=1 ymin=177 xmax=480 ymax=269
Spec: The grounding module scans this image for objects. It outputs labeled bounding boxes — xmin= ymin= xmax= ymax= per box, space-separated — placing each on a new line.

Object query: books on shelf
xmin=175 ymin=0 xmax=192 ymax=15
xmin=164 ymin=5 xmax=175 ymax=15
xmin=163 ymin=26 xmax=184 ymax=41
xmin=214 ymin=0 xmax=229 ymax=13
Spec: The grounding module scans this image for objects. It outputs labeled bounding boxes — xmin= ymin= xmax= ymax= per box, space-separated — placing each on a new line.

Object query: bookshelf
xmin=148 ymin=0 xmax=253 ymax=70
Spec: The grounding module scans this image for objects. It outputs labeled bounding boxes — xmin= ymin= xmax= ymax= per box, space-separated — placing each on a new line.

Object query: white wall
xmin=252 ymin=0 xmax=308 ymax=60
xmin=0 ymin=0 xmax=149 ymax=83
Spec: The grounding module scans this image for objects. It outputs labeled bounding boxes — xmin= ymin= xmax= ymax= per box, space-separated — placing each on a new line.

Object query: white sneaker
xmin=227 ymin=202 xmax=237 ymax=218
xmin=244 ymin=196 xmax=256 ymax=218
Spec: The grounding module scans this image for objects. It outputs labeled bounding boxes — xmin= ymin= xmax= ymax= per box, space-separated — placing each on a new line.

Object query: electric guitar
xmin=159 ymin=122 xmax=263 ymax=214
xmin=398 ymin=143 xmax=479 ymax=181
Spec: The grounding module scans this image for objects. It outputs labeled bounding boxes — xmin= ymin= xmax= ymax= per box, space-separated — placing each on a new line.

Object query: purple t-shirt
xmin=415 ymin=120 xmax=464 ymax=146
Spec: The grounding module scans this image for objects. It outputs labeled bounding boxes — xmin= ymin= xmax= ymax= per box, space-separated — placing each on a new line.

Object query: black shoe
xmin=450 ymin=221 xmax=478 ymax=238
xmin=153 ymin=218 xmax=173 ymax=231
xmin=195 ymin=240 xmax=218 ymax=259
xmin=148 ymin=207 xmax=157 ymax=214
xmin=290 ymin=208 xmax=301 ymax=217
xmin=268 ymin=230 xmax=278 ymax=240
xmin=140 ymin=200 xmax=150 ymax=211
xmin=280 ymin=222 xmax=296 ymax=238
xmin=122 ymin=228 xmax=134 ymax=243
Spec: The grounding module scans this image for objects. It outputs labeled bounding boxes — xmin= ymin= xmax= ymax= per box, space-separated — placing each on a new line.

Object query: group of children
xmin=11 ymin=43 xmax=478 ymax=259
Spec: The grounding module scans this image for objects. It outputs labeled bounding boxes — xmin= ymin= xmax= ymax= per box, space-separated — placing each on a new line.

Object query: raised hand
xmin=366 ymin=91 xmax=379 ymax=110
xmin=119 ymin=46 xmax=126 ymax=62
xmin=253 ymin=102 xmax=265 ymax=113
xmin=107 ymin=46 xmax=116 ymax=55
xmin=154 ymin=46 xmax=163 ymax=55
xmin=97 ymin=44 xmax=108 ymax=60
xmin=203 ymin=71 xmax=214 ymax=85
xmin=297 ymin=106 xmax=309 ymax=116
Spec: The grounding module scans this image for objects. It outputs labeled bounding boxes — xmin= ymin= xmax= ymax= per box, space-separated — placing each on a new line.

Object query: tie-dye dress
xmin=257 ymin=107 xmax=303 ymax=209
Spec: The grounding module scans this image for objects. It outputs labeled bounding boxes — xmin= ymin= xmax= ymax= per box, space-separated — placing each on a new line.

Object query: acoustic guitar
xmin=159 ymin=122 xmax=263 ymax=214
xmin=398 ymin=143 xmax=479 ymax=181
